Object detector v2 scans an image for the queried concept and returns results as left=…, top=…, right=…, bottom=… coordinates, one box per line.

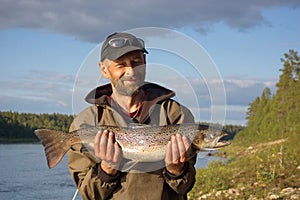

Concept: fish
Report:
left=34, top=123, right=230, bottom=169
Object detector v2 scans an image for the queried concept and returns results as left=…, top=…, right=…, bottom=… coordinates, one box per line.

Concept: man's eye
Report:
left=115, top=64, right=125, bottom=68
left=134, top=60, right=143, bottom=64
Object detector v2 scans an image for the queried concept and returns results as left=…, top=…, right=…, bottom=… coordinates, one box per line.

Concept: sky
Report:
left=0, top=0, right=300, bottom=125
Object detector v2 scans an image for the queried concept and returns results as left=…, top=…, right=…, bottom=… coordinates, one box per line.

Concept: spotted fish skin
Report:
left=34, top=124, right=229, bottom=168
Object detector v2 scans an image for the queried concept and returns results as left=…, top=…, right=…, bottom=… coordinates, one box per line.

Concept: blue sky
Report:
left=0, top=1, right=299, bottom=125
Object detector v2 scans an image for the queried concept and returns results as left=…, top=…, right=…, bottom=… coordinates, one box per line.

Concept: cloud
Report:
left=165, top=76, right=277, bottom=107
left=0, top=69, right=75, bottom=113
left=0, top=0, right=299, bottom=42
left=224, top=77, right=277, bottom=106
left=0, top=95, right=71, bottom=114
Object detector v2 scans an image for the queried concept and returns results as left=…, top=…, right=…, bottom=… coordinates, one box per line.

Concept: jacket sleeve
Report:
left=67, top=106, right=121, bottom=200
left=162, top=99, right=197, bottom=194
left=162, top=155, right=196, bottom=195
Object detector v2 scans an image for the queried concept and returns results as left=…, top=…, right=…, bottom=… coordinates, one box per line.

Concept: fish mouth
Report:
left=202, top=141, right=230, bottom=151
left=214, top=140, right=230, bottom=148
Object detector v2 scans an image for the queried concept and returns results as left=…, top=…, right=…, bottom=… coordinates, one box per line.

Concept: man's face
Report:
left=101, top=51, right=146, bottom=96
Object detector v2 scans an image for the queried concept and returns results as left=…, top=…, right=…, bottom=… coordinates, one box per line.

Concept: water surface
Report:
left=0, top=144, right=223, bottom=200
left=0, top=144, right=79, bottom=200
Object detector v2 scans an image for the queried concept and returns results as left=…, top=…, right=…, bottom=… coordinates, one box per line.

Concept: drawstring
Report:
left=72, top=189, right=79, bottom=200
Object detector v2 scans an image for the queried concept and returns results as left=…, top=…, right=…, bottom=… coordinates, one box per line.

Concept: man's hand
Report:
left=165, top=134, right=191, bottom=176
left=94, top=130, right=122, bottom=175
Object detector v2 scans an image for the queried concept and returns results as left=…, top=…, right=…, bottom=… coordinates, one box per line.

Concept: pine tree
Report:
left=246, top=97, right=260, bottom=125
left=272, top=49, right=300, bottom=133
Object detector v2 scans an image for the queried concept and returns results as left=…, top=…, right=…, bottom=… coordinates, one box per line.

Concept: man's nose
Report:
left=125, top=63, right=135, bottom=76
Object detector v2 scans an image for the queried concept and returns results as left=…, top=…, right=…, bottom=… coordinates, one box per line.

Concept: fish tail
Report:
left=34, top=129, right=72, bottom=169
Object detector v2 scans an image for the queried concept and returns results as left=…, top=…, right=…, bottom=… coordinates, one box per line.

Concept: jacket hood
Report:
left=84, top=82, right=175, bottom=106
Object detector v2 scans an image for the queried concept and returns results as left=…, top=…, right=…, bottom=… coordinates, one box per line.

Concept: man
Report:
left=68, top=32, right=197, bottom=199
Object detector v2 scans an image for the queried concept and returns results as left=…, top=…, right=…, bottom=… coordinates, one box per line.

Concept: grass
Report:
left=188, top=131, right=300, bottom=199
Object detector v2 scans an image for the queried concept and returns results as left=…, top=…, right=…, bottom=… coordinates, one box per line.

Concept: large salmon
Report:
left=34, top=124, right=229, bottom=169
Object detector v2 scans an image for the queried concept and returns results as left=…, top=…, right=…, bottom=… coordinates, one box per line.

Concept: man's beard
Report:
left=113, top=75, right=145, bottom=96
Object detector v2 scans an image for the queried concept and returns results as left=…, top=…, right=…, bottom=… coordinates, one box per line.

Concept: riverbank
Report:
left=188, top=132, right=300, bottom=199
left=193, top=186, right=300, bottom=200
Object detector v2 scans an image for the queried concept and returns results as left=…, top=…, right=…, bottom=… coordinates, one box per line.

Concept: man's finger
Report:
left=182, top=135, right=191, bottom=150
left=94, top=131, right=102, bottom=157
left=171, top=135, right=179, bottom=164
left=165, top=141, right=172, bottom=165
left=113, top=142, right=121, bottom=163
left=99, top=130, right=108, bottom=159
left=106, top=132, right=114, bottom=161
left=176, top=134, right=186, bottom=159
left=180, top=135, right=191, bottom=162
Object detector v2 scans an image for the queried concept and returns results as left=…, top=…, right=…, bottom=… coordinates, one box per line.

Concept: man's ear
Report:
left=99, top=61, right=110, bottom=78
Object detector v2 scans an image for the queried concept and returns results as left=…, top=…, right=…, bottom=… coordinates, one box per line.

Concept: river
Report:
left=0, top=144, right=224, bottom=200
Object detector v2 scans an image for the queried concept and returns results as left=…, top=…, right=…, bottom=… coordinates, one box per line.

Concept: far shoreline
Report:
left=0, top=138, right=39, bottom=144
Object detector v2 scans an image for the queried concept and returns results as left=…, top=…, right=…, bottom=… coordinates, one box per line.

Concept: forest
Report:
left=0, top=112, right=74, bottom=143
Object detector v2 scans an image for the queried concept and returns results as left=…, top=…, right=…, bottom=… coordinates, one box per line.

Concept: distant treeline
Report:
left=0, top=112, right=74, bottom=143
left=238, top=49, right=300, bottom=144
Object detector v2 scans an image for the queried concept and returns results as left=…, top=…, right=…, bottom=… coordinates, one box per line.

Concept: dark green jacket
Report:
left=68, top=83, right=196, bottom=200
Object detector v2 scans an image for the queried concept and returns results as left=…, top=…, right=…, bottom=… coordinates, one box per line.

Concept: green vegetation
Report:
left=189, top=49, right=300, bottom=199
left=0, top=112, right=73, bottom=143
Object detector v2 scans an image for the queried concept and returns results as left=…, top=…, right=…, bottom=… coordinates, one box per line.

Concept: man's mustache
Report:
left=120, top=76, right=139, bottom=81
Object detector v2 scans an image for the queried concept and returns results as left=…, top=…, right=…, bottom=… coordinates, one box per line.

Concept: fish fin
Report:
left=128, top=123, right=151, bottom=128
left=34, top=129, right=71, bottom=169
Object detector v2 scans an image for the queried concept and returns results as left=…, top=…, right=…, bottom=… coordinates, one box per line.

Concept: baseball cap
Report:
left=101, top=32, right=148, bottom=61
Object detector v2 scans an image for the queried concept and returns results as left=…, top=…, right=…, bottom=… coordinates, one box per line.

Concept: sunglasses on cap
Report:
left=106, top=37, right=145, bottom=48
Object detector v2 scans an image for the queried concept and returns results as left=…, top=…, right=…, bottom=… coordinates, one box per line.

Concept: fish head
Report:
left=192, top=128, right=229, bottom=150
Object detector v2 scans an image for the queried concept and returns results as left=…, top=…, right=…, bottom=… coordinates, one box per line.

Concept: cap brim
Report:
left=103, top=46, right=148, bottom=61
